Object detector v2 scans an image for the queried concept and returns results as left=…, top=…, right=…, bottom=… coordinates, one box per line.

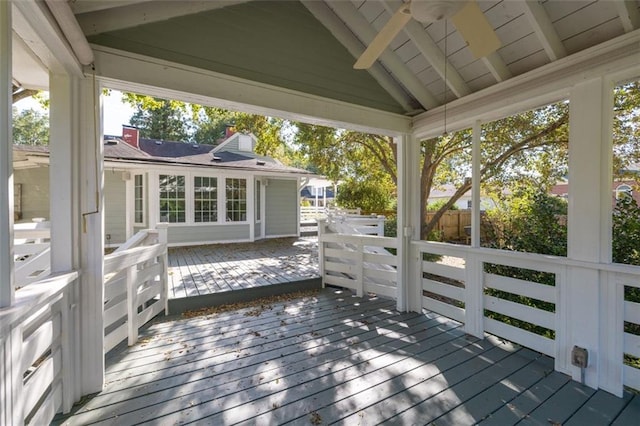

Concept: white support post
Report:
left=317, top=218, right=326, bottom=288
left=396, top=133, right=421, bottom=312
left=376, top=215, right=385, bottom=237
left=77, top=75, right=105, bottom=394
left=564, top=77, right=619, bottom=395
left=0, top=0, right=14, bottom=308
left=126, top=264, right=139, bottom=345
left=464, top=120, right=484, bottom=338
left=49, top=73, right=84, bottom=404
left=157, top=223, right=169, bottom=315
left=356, top=240, right=364, bottom=297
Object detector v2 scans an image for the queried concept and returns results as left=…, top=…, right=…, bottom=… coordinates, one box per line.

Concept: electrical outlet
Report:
left=571, top=345, right=588, bottom=368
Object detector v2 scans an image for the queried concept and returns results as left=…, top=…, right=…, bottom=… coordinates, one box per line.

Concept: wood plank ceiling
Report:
left=62, top=0, right=640, bottom=116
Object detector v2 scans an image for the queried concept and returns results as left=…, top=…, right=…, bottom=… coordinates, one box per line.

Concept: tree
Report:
left=124, top=94, right=191, bottom=142
left=289, top=101, right=571, bottom=240
left=13, top=107, right=49, bottom=145
left=12, top=84, right=38, bottom=104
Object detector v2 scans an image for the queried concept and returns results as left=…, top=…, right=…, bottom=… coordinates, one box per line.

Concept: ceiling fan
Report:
left=354, top=0, right=501, bottom=69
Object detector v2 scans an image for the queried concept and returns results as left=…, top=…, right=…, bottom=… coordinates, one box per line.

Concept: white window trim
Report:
left=133, top=173, right=147, bottom=227
left=151, top=170, right=252, bottom=227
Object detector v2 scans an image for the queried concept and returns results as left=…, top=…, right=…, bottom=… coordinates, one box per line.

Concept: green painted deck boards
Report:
left=55, top=289, right=638, bottom=425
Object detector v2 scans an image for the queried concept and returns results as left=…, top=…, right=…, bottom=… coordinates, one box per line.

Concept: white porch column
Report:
left=51, top=72, right=105, bottom=395
left=0, top=0, right=13, bottom=308
left=396, top=133, right=421, bottom=312
left=464, top=120, right=484, bottom=338
left=564, top=77, right=617, bottom=393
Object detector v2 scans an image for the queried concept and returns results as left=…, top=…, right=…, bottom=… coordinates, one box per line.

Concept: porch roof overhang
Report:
left=10, top=0, right=640, bottom=137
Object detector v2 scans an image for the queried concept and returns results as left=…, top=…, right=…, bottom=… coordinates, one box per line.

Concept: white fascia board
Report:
left=412, top=30, right=640, bottom=139
left=12, top=33, right=49, bottom=90
left=76, top=1, right=251, bottom=35
left=104, top=159, right=312, bottom=179
left=92, top=46, right=411, bottom=137
left=12, top=0, right=82, bottom=77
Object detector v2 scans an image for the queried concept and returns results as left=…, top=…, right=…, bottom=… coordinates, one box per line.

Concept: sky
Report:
left=15, top=89, right=135, bottom=136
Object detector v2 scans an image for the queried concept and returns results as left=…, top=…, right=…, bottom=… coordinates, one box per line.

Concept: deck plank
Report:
left=167, top=238, right=320, bottom=299
left=518, top=380, right=596, bottom=425
left=565, top=390, right=634, bottom=426
left=612, top=393, right=640, bottom=425
left=55, top=289, right=633, bottom=426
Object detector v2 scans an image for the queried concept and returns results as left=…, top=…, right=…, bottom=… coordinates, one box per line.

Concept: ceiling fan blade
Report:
left=451, top=1, right=501, bottom=58
left=354, top=4, right=412, bottom=70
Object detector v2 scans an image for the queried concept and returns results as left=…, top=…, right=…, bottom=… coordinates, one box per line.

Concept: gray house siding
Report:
left=14, top=167, right=49, bottom=222
left=265, top=179, right=297, bottom=237
left=167, top=224, right=250, bottom=245
left=104, top=171, right=127, bottom=245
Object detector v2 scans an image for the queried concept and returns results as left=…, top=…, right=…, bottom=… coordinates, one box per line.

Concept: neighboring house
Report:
left=300, top=177, right=336, bottom=207
left=13, top=127, right=315, bottom=247
left=552, top=179, right=640, bottom=206
left=428, top=184, right=497, bottom=210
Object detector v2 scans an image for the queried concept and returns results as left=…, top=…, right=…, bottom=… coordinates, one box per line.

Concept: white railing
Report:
left=412, top=240, right=640, bottom=394
left=103, top=224, right=168, bottom=354
left=14, top=222, right=51, bottom=287
left=300, top=206, right=327, bottom=222
left=1, top=271, right=79, bottom=425
left=621, top=275, right=640, bottom=391
left=319, top=233, right=398, bottom=298
left=324, top=211, right=385, bottom=236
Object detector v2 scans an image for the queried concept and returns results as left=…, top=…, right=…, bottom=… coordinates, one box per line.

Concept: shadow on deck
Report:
left=167, top=237, right=321, bottom=314
left=55, top=289, right=639, bottom=425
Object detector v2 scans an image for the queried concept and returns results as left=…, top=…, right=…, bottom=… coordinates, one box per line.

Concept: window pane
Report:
left=194, top=176, right=217, bottom=222
left=226, top=178, right=247, bottom=222
left=256, top=182, right=261, bottom=221
left=159, top=174, right=186, bottom=223
left=134, top=174, right=144, bottom=224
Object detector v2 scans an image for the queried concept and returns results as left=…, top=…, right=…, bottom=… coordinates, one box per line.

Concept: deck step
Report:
left=167, top=277, right=322, bottom=314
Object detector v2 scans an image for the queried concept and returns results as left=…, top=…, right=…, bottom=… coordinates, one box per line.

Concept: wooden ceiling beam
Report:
left=76, top=0, right=250, bottom=35
left=329, top=0, right=439, bottom=110
left=302, top=0, right=418, bottom=114
left=482, top=51, right=512, bottom=83
left=382, top=0, right=471, bottom=98
left=521, top=0, right=567, bottom=61
left=615, top=0, right=640, bottom=33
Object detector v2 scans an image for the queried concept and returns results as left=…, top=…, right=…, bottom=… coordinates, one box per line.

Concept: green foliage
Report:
left=336, top=179, right=393, bottom=212
left=613, top=195, right=640, bottom=266
left=13, top=107, right=49, bottom=145
left=483, top=188, right=567, bottom=257
left=125, top=94, right=190, bottom=142
left=427, top=199, right=458, bottom=211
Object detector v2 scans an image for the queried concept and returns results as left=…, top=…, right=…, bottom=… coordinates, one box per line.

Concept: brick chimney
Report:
left=224, top=124, right=236, bottom=139
left=122, top=125, right=139, bottom=149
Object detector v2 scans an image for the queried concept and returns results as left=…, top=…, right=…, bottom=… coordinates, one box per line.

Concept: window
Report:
left=159, top=174, right=186, bottom=223
left=194, top=176, right=217, bottom=222
left=134, top=174, right=144, bottom=224
left=226, top=178, right=247, bottom=222
left=256, top=180, right=261, bottom=221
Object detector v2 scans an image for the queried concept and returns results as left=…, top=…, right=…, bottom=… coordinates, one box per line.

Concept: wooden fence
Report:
left=425, top=210, right=472, bottom=241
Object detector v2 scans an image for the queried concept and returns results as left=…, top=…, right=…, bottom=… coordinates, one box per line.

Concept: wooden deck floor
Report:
left=168, top=237, right=319, bottom=299
left=55, top=289, right=639, bottom=425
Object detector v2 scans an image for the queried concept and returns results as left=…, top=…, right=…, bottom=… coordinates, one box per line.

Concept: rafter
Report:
left=69, top=1, right=153, bottom=15
left=521, top=0, right=567, bottom=61
left=302, top=0, right=417, bottom=114
left=382, top=0, right=471, bottom=98
left=615, top=0, right=640, bottom=33
left=329, top=1, right=439, bottom=110
left=76, top=0, right=250, bottom=35
left=482, top=51, right=512, bottom=82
